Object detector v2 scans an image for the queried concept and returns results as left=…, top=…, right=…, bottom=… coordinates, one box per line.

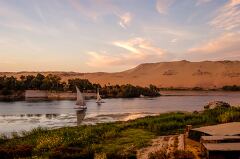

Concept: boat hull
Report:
left=74, top=106, right=87, bottom=110
left=96, top=101, right=105, bottom=103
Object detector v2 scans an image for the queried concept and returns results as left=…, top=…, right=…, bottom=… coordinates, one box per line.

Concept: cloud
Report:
left=87, top=51, right=121, bottom=67
left=188, top=32, right=240, bottom=59
left=68, top=0, right=114, bottom=20
left=113, top=38, right=165, bottom=57
left=210, top=0, right=240, bottom=30
left=156, top=0, right=175, bottom=14
left=196, top=0, right=212, bottom=6
left=0, top=4, right=37, bottom=32
left=87, top=38, right=166, bottom=67
left=170, top=38, right=178, bottom=43
left=69, top=0, right=133, bottom=29
left=118, top=12, right=132, bottom=29
left=0, top=1, right=65, bottom=35
left=143, top=26, right=191, bottom=38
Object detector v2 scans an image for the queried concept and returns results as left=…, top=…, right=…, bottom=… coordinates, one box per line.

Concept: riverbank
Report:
left=0, top=105, right=239, bottom=158
left=0, top=90, right=97, bottom=101
left=0, top=91, right=25, bottom=101
left=25, top=90, right=96, bottom=100
left=1, top=90, right=240, bottom=101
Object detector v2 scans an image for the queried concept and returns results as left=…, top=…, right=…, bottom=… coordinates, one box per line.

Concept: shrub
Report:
left=1, top=88, right=12, bottom=95
left=0, top=134, right=7, bottom=145
left=173, top=150, right=195, bottom=159
left=35, top=134, right=63, bottom=151
left=0, top=145, right=33, bottom=159
left=218, top=110, right=240, bottom=123
left=106, top=150, right=136, bottom=159
left=148, top=150, right=168, bottom=159
left=49, top=147, right=94, bottom=159
left=222, top=85, right=240, bottom=91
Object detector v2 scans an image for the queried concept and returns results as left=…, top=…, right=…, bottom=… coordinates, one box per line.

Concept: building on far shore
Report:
left=25, top=90, right=96, bottom=100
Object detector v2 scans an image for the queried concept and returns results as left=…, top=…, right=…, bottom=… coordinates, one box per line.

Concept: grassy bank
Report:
left=0, top=106, right=240, bottom=158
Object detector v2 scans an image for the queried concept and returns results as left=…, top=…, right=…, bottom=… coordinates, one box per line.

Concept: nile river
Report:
left=0, top=91, right=240, bottom=135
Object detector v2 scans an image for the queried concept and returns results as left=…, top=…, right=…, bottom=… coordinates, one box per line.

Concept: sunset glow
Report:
left=0, top=0, right=239, bottom=72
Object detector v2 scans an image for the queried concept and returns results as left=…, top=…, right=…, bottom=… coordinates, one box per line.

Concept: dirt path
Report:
left=137, top=134, right=185, bottom=159
left=185, top=138, right=201, bottom=159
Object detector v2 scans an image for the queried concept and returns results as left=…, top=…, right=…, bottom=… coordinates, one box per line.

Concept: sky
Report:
left=0, top=0, right=239, bottom=72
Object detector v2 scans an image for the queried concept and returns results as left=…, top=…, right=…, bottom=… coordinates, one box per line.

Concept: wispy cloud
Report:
left=143, top=26, right=190, bottom=37
left=87, top=51, right=121, bottom=67
left=210, top=0, right=240, bottom=30
left=68, top=0, right=133, bottom=29
left=68, top=0, right=114, bottom=20
left=188, top=32, right=240, bottom=59
left=118, top=12, right=132, bottom=29
left=170, top=38, right=178, bottom=43
left=0, top=4, right=36, bottom=32
left=156, top=0, right=175, bottom=14
left=196, top=0, right=212, bottom=6
left=113, top=38, right=165, bottom=58
left=87, top=38, right=166, bottom=67
left=0, top=1, right=63, bottom=35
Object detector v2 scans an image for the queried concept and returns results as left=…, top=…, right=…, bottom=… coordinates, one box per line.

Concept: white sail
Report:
left=76, top=86, right=86, bottom=106
left=96, top=90, right=102, bottom=102
left=96, top=89, right=104, bottom=103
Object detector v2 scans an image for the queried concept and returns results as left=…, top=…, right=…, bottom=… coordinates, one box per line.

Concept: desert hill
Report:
left=1, top=60, right=240, bottom=89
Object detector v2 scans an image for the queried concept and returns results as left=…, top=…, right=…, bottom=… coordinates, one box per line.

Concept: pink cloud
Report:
left=87, top=38, right=166, bottom=67
left=188, top=33, right=240, bottom=59
left=156, top=0, right=175, bottom=14
left=118, top=12, right=132, bottom=29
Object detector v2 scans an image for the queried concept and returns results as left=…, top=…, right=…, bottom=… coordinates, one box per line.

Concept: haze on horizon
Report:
left=0, top=0, right=239, bottom=72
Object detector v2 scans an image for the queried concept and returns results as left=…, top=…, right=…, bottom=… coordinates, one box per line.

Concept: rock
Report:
left=204, top=101, right=231, bottom=110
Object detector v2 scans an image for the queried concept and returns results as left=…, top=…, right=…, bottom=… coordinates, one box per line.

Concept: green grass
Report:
left=0, top=106, right=240, bottom=158
left=98, top=129, right=155, bottom=151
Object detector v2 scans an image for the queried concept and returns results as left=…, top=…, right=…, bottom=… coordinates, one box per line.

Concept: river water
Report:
left=0, top=91, right=240, bottom=135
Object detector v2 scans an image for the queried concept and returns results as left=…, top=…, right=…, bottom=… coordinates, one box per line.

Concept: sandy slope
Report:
left=1, top=61, right=240, bottom=89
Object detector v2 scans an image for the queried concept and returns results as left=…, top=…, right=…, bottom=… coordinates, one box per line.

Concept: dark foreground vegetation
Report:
left=0, top=74, right=160, bottom=98
left=0, top=106, right=239, bottom=159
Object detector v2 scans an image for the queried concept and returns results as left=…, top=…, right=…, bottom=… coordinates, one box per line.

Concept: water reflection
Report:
left=46, top=114, right=59, bottom=119
left=76, top=110, right=86, bottom=126
left=25, top=98, right=50, bottom=102
left=2, top=114, right=60, bottom=119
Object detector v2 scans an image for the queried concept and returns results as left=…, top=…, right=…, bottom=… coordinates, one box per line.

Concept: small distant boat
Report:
left=96, top=88, right=105, bottom=104
left=140, top=94, right=145, bottom=98
left=75, top=86, right=87, bottom=109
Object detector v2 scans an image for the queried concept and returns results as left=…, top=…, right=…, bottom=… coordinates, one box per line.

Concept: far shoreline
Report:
left=0, top=89, right=240, bottom=102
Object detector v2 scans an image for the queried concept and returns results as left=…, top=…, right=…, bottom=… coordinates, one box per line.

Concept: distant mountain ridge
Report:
left=1, top=60, right=240, bottom=89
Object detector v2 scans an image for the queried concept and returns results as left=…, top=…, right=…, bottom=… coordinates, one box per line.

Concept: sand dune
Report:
left=1, top=60, right=240, bottom=89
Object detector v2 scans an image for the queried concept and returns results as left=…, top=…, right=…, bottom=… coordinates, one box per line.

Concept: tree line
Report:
left=0, top=74, right=160, bottom=97
left=222, top=85, right=240, bottom=91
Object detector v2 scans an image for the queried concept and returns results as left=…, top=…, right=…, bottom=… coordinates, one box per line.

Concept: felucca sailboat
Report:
left=96, top=89, right=104, bottom=104
left=75, top=86, right=87, bottom=109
